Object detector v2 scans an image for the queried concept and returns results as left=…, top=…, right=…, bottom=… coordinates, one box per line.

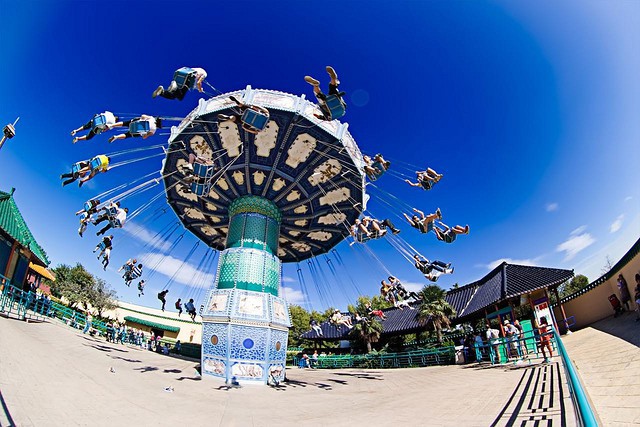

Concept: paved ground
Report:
left=563, top=312, right=640, bottom=427
left=0, top=316, right=575, bottom=427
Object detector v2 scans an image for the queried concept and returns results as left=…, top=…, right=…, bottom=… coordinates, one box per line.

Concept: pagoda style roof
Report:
left=300, top=263, right=574, bottom=340
left=451, top=263, right=574, bottom=319
left=0, top=189, right=49, bottom=266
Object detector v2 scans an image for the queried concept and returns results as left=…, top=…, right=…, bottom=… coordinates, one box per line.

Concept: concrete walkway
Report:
left=563, top=313, right=640, bottom=426
left=0, top=316, right=576, bottom=427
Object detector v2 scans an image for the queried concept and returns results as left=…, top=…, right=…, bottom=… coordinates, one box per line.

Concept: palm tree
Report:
left=417, top=299, right=456, bottom=344
left=350, top=318, right=383, bottom=353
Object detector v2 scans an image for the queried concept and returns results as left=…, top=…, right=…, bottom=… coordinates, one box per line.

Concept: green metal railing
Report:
left=472, top=329, right=558, bottom=365
left=553, top=330, right=598, bottom=427
left=291, top=346, right=456, bottom=369
left=0, top=283, right=109, bottom=334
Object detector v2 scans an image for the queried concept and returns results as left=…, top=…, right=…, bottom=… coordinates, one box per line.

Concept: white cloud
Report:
left=624, top=196, right=633, bottom=202
left=141, top=252, right=215, bottom=288
left=556, top=229, right=595, bottom=261
left=486, top=257, right=539, bottom=270
left=281, top=286, right=305, bottom=304
left=282, top=276, right=296, bottom=283
left=570, top=225, right=587, bottom=236
left=610, top=214, right=624, bottom=233
left=545, top=203, right=558, bottom=212
left=122, top=222, right=172, bottom=252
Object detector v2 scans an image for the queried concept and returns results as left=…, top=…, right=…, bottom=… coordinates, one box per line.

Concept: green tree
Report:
left=560, top=274, right=589, bottom=298
left=47, top=263, right=94, bottom=308
left=417, top=284, right=456, bottom=343
left=46, top=263, right=117, bottom=316
left=349, top=317, right=383, bottom=353
left=90, top=278, right=118, bottom=317
left=419, top=284, right=447, bottom=304
left=288, top=304, right=311, bottom=347
left=347, top=295, right=377, bottom=317
left=370, top=294, right=393, bottom=310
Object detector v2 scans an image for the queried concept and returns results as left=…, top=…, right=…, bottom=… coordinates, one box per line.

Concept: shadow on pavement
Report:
left=0, top=389, right=16, bottom=427
left=176, top=376, right=201, bottom=381
left=134, top=366, right=159, bottom=373
left=333, top=372, right=383, bottom=380
left=109, top=355, right=142, bottom=363
left=163, top=369, right=182, bottom=374
left=590, top=313, right=640, bottom=347
left=83, top=343, right=128, bottom=353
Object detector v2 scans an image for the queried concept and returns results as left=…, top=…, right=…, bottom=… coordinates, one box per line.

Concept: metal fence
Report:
left=292, top=346, right=456, bottom=369
left=470, top=329, right=558, bottom=365
left=0, top=283, right=203, bottom=359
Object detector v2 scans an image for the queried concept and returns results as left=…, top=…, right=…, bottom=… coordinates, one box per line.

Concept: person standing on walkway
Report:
left=537, top=316, right=553, bottom=363
left=617, top=274, right=631, bottom=311
left=83, top=313, right=92, bottom=334
left=485, top=322, right=502, bottom=363
left=513, top=319, right=528, bottom=356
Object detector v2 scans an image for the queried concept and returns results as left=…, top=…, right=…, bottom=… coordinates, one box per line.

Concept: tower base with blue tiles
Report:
left=200, top=196, right=291, bottom=385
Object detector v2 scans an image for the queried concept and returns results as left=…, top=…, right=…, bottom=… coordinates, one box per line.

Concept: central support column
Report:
left=200, top=196, right=291, bottom=384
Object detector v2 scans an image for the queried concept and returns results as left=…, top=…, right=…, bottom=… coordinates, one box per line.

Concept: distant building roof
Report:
left=29, top=262, right=55, bottom=281
left=123, top=316, right=181, bottom=333
left=301, top=263, right=574, bottom=340
left=0, top=189, right=49, bottom=266
left=458, top=263, right=574, bottom=319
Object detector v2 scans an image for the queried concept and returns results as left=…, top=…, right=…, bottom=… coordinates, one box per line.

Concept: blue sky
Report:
left=1, top=0, right=638, bottom=312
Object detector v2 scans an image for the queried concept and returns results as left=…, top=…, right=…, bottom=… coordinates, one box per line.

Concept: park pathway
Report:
left=0, top=314, right=580, bottom=427
left=563, top=314, right=640, bottom=426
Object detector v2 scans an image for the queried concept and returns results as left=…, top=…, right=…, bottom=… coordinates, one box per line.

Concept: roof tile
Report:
left=0, top=190, right=49, bottom=265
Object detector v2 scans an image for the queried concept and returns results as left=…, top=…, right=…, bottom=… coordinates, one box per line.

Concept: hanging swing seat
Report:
left=89, top=156, right=108, bottom=171
left=102, top=206, right=124, bottom=228
left=241, top=106, right=270, bottom=133
left=173, top=67, right=197, bottom=89
left=354, top=227, right=386, bottom=243
left=435, top=221, right=456, bottom=243
left=325, top=95, right=346, bottom=120
left=83, top=200, right=96, bottom=213
left=91, top=114, right=109, bottom=133
left=190, top=162, right=216, bottom=196
left=72, top=162, right=85, bottom=176
left=129, top=119, right=151, bottom=136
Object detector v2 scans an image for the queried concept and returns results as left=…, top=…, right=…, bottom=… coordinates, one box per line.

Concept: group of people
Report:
left=380, top=276, right=422, bottom=309
left=309, top=301, right=392, bottom=337
left=155, top=290, right=198, bottom=320
left=102, top=323, right=182, bottom=357
left=481, top=316, right=554, bottom=364
left=105, top=322, right=146, bottom=347
left=118, top=259, right=144, bottom=287
left=413, top=254, right=454, bottom=282
left=297, top=350, right=321, bottom=369
left=350, top=216, right=401, bottom=243
left=174, top=297, right=198, bottom=321
left=75, top=197, right=133, bottom=276
left=404, top=207, right=469, bottom=244
left=363, top=153, right=390, bottom=181
left=71, top=111, right=162, bottom=144
left=60, top=155, right=110, bottom=188
left=615, top=273, right=640, bottom=321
